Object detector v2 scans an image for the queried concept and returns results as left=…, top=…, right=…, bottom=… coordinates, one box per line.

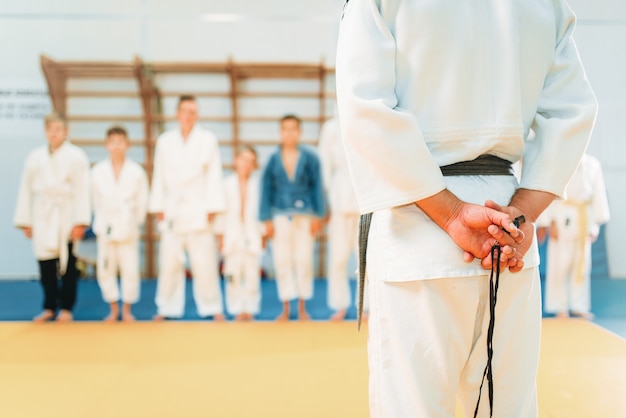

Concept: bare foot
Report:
left=276, top=301, right=290, bottom=322
left=33, top=310, right=55, bottom=323
left=153, top=314, right=167, bottom=322
left=104, top=313, right=118, bottom=323
left=298, top=310, right=310, bottom=321
left=121, top=304, right=134, bottom=322
left=56, top=310, right=73, bottom=322
left=330, top=309, right=346, bottom=322
left=235, top=313, right=248, bottom=321
left=213, top=313, right=225, bottom=322
left=122, top=312, right=136, bottom=322
left=297, top=299, right=310, bottom=321
left=243, top=313, right=254, bottom=321
left=276, top=311, right=289, bottom=322
left=571, top=311, right=595, bottom=320
left=555, top=312, right=569, bottom=319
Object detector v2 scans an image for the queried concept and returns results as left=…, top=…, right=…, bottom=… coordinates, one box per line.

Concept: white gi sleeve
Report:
left=318, top=120, right=334, bottom=195
left=136, top=165, right=150, bottom=226
left=72, top=150, right=92, bottom=226
left=204, top=132, right=226, bottom=214
left=212, top=182, right=229, bottom=236
left=336, top=0, right=446, bottom=213
left=14, top=154, right=34, bottom=228
left=521, top=0, right=598, bottom=197
left=590, top=157, right=610, bottom=226
left=148, top=136, right=165, bottom=214
left=89, top=166, right=101, bottom=216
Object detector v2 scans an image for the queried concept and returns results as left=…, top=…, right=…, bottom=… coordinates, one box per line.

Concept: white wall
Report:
left=1, top=0, right=625, bottom=278
left=0, top=0, right=344, bottom=78
left=568, top=0, right=626, bottom=277
left=0, top=0, right=345, bottom=279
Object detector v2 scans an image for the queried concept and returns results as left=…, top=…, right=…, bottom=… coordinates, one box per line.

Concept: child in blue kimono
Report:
left=260, top=114, right=326, bottom=320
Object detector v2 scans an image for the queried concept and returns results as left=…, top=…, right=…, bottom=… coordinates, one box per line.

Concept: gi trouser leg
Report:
left=367, top=221, right=541, bottom=418
left=38, top=258, right=59, bottom=311
left=60, top=243, right=79, bottom=311
left=327, top=213, right=359, bottom=311
left=187, top=230, right=223, bottom=317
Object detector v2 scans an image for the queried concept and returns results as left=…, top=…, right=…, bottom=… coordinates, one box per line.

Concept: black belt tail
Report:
left=357, top=212, right=373, bottom=331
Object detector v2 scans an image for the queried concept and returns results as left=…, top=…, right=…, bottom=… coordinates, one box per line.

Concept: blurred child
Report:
left=318, top=116, right=360, bottom=321
left=149, top=95, right=225, bottom=320
left=14, top=112, right=91, bottom=322
left=217, top=146, right=265, bottom=320
left=537, top=154, right=610, bottom=319
left=259, top=115, right=326, bottom=321
left=91, top=126, right=149, bottom=322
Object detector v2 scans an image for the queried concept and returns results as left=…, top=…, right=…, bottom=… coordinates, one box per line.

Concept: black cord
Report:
left=474, top=244, right=501, bottom=418
left=357, top=212, right=372, bottom=331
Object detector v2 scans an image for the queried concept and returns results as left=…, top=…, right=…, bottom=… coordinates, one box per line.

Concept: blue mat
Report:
left=0, top=278, right=359, bottom=322
left=2, top=276, right=624, bottom=322
left=2, top=227, right=623, bottom=326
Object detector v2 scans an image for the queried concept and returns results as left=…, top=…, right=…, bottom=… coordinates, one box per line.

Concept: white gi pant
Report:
left=272, top=215, right=315, bottom=301
left=544, top=237, right=592, bottom=314
left=96, top=237, right=140, bottom=304
left=224, top=252, right=261, bottom=315
left=367, top=221, right=541, bottom=418
left=327, top=213, right=359, bottom=311
left=156, top=228, right=222, bottom=318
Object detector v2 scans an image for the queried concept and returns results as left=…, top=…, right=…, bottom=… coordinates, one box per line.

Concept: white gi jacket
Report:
left=337, top=0, right=597, bottom=281
left=318, top=117, right=359, bottom=215
left=540, top=154, right=610, bottom=239
left=14, top=141, right=91, bottom=272
left=149, top=125, right=225, bottom=233
left=91, top=159, right=149, bottom=242
left=218, top=173, right=264, bottom=257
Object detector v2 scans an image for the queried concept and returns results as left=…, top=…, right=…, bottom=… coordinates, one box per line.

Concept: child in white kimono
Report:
left=91, top=126, right=149, bottom=322
left=318, top=116, right=361, bottom=321
left=538, top=154, right=610, bottom=319
left=217, top=146, right=265, bottom=321
left=14, top=113, right=91, bottom=322
left=149, top=95, right=226, bottom=320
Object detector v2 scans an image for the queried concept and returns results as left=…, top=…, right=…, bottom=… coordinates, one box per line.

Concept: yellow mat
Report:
left=537, top=319, right=626, bottom=418
left=0, top=319, right=624, bottom=418
left=0, top=322, right=368, bottom=418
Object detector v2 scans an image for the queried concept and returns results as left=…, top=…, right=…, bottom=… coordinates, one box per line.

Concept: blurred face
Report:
left=234, top=149, right=257, bottom=178
left=280, top=118, right=301, bottom=147
left=176, top=100, right=199, bottom=131
left=105, top=133, right=129, bottom=160
left=45, top=121, right=68, bottom=151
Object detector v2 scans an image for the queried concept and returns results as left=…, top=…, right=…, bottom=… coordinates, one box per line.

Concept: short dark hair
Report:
left=178, top=95, right=197, bottom=109
left=106, top=125, right=129, bottom=139
left=280, top=114, right=302, bottom=127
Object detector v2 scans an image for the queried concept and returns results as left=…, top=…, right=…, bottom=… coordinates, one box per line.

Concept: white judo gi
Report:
left=318, top=117, right=360, bottom=312
left=337, top=1, right=597, bottom=417
left=91, top=159, right=149, bottom=304
left=14, top=141, right=91, bottom=272
left=218, top=173, right=264, bottom=316
left=149, top=125, right=226, bottom=318
left=541, top=154, right=610, bottom=315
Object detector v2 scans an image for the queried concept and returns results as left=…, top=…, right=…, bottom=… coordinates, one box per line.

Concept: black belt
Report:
left=440, top=154, right=514, bottom=177
left=357, top=154, right=514, bottom=417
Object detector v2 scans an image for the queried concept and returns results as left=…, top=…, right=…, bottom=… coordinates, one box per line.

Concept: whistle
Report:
left=503, top=215, right=526, bottom=236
